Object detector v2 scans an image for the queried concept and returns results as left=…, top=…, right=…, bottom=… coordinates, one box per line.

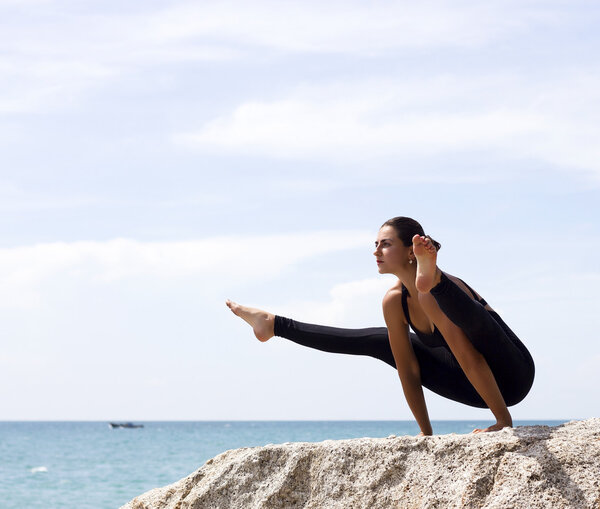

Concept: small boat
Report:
left=108, top=422, right=144, bottom=429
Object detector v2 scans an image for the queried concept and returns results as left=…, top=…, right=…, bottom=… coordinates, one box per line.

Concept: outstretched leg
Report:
left=273, top=315, right=396, bottom=367
left=227, top=299, right=396, bottom=367
left=226, top=300, right=499, bottom=409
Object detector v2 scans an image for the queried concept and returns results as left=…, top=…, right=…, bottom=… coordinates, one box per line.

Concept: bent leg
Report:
left=430, top=273, right=513, bottom=354
left=429, top=273, right=534, bottom=405
left=412, top=340, right=487, bottom=408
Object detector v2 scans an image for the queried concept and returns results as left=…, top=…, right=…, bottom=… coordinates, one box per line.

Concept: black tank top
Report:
left=401, top=277, right=488, bottom=349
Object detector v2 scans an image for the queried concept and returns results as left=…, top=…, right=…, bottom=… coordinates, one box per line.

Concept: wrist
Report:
left=493, top=408, right=512, bottom=427
left=419, top=423, right=433, bottom=435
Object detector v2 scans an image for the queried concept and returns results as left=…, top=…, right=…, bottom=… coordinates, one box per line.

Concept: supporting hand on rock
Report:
left=472, top=421, right=512, bottom=434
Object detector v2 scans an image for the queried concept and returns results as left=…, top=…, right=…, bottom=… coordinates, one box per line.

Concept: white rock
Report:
left=121, top=419, right=600, bottom=509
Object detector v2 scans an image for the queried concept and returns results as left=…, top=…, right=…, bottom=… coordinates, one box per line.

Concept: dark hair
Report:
left=381, top=216, right=441, bottom=251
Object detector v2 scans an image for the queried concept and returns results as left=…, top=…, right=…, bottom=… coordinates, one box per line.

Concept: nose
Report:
left=373, top=246, right=380, bottom=257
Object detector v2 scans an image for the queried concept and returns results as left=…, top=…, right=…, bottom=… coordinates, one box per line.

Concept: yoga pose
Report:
left=227, top=217, right=534, bottom=435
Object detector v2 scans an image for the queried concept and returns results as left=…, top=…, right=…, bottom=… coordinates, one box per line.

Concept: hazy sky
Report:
left=1, top=0, right=599, bottom=421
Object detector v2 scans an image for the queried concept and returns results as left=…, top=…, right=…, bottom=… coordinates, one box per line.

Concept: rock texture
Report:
left=122, top=419, right=600, bottom=509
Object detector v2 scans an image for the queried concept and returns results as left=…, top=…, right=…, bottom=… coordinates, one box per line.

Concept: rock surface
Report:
left=122, top=419, right=600, bottom=509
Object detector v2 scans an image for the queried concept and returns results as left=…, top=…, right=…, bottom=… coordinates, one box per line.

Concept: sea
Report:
left=1, top=420, right=566, bottom=509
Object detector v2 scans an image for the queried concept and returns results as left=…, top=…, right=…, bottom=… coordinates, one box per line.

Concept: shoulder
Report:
left=382, top=281, right=403, bottom=307
left=382, top=284, right=408, bottom=326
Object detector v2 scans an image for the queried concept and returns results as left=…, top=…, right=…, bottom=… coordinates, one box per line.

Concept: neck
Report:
left=393, top=266, right=418, bottom=295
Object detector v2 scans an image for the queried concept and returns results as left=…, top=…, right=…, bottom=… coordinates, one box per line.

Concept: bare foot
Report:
left=413, top=234, right=441, bottom=293
left=226, top=300, right=275, bottom=342
left=472, top=421, right=512, bottom=434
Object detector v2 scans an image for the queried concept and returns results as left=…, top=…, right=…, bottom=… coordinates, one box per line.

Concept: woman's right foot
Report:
left=226, top=300, right=275, bottom=342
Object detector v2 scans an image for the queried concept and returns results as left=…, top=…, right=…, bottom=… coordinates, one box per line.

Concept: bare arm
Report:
left=383, top=289, right=433, bottom=436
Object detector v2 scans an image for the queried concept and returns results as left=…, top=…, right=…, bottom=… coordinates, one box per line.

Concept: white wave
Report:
left=30, top=466, right=48, bottom=474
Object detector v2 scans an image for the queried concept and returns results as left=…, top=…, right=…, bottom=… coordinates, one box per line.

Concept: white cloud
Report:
left=0, top=1, right=568, bottom=113
left=176, top=98, right=543, bottom=158
left=0, top=231, right=372, bottom=309
left=0, top=183, right=99, bottom=211
left=145, top=0, right=555, bottom=53
left=0, top=7, right=237, bottom=113
left=175, top=74, right=600, bottom=179
left=277, top=277, right=393, bottom=327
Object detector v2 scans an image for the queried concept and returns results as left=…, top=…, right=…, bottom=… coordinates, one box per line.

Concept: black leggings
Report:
left=274, top=274, right=535, bottom=408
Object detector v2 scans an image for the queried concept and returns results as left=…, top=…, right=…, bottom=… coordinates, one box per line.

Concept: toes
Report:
left=414, top=235, right=436, bottom=254
left=422, top=237, right=435, bottom=250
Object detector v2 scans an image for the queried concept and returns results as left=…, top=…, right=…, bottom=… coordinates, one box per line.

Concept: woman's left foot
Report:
left=413, top=235, right=441, bottom=293
left=226, top=300, right=275, bottom=342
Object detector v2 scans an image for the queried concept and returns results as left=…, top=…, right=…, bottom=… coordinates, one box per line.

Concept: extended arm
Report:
left=383, top=290, right=433, bottom=436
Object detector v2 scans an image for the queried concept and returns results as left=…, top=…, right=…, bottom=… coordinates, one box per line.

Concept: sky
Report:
left=1, top=0, right=599, bottom=422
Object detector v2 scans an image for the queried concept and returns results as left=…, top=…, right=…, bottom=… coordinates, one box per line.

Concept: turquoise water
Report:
left=1, top=420, right=566, bottom=508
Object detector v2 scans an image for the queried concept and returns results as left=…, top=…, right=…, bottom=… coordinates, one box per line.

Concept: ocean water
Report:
left=1, top=420, right=566, bottom=509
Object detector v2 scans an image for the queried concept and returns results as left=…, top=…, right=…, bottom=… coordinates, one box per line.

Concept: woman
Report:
left=226, top=217, right=534, bottom=435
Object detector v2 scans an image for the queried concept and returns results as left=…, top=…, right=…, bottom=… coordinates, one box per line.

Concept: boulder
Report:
left=122, top=418, right=600, bottom=508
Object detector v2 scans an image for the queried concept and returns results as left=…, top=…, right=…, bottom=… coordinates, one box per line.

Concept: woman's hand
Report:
left=472, top=420, right=512, bottom=434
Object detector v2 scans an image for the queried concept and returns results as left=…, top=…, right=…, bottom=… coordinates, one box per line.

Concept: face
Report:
left=373, top=225, right=412, bottom=274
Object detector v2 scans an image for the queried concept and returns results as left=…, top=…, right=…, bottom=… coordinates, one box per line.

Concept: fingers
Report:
left=472, top=424, right=508, bottom=434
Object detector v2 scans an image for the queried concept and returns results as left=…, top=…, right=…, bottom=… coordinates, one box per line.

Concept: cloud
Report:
left=0, top=231, right=372, bottom=309
left=144, top=0, right=557, bottom=53
left=175, top=98, right=543, bottom=158
left=0, top=6, right=238, bottom=114
left=0, top=183, right=99, bottom=211
left=175, top=74, right=600, bottom=179
left=277, top=277, right=393, bottom=327
left=0, top=1, right=568, bottom=113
